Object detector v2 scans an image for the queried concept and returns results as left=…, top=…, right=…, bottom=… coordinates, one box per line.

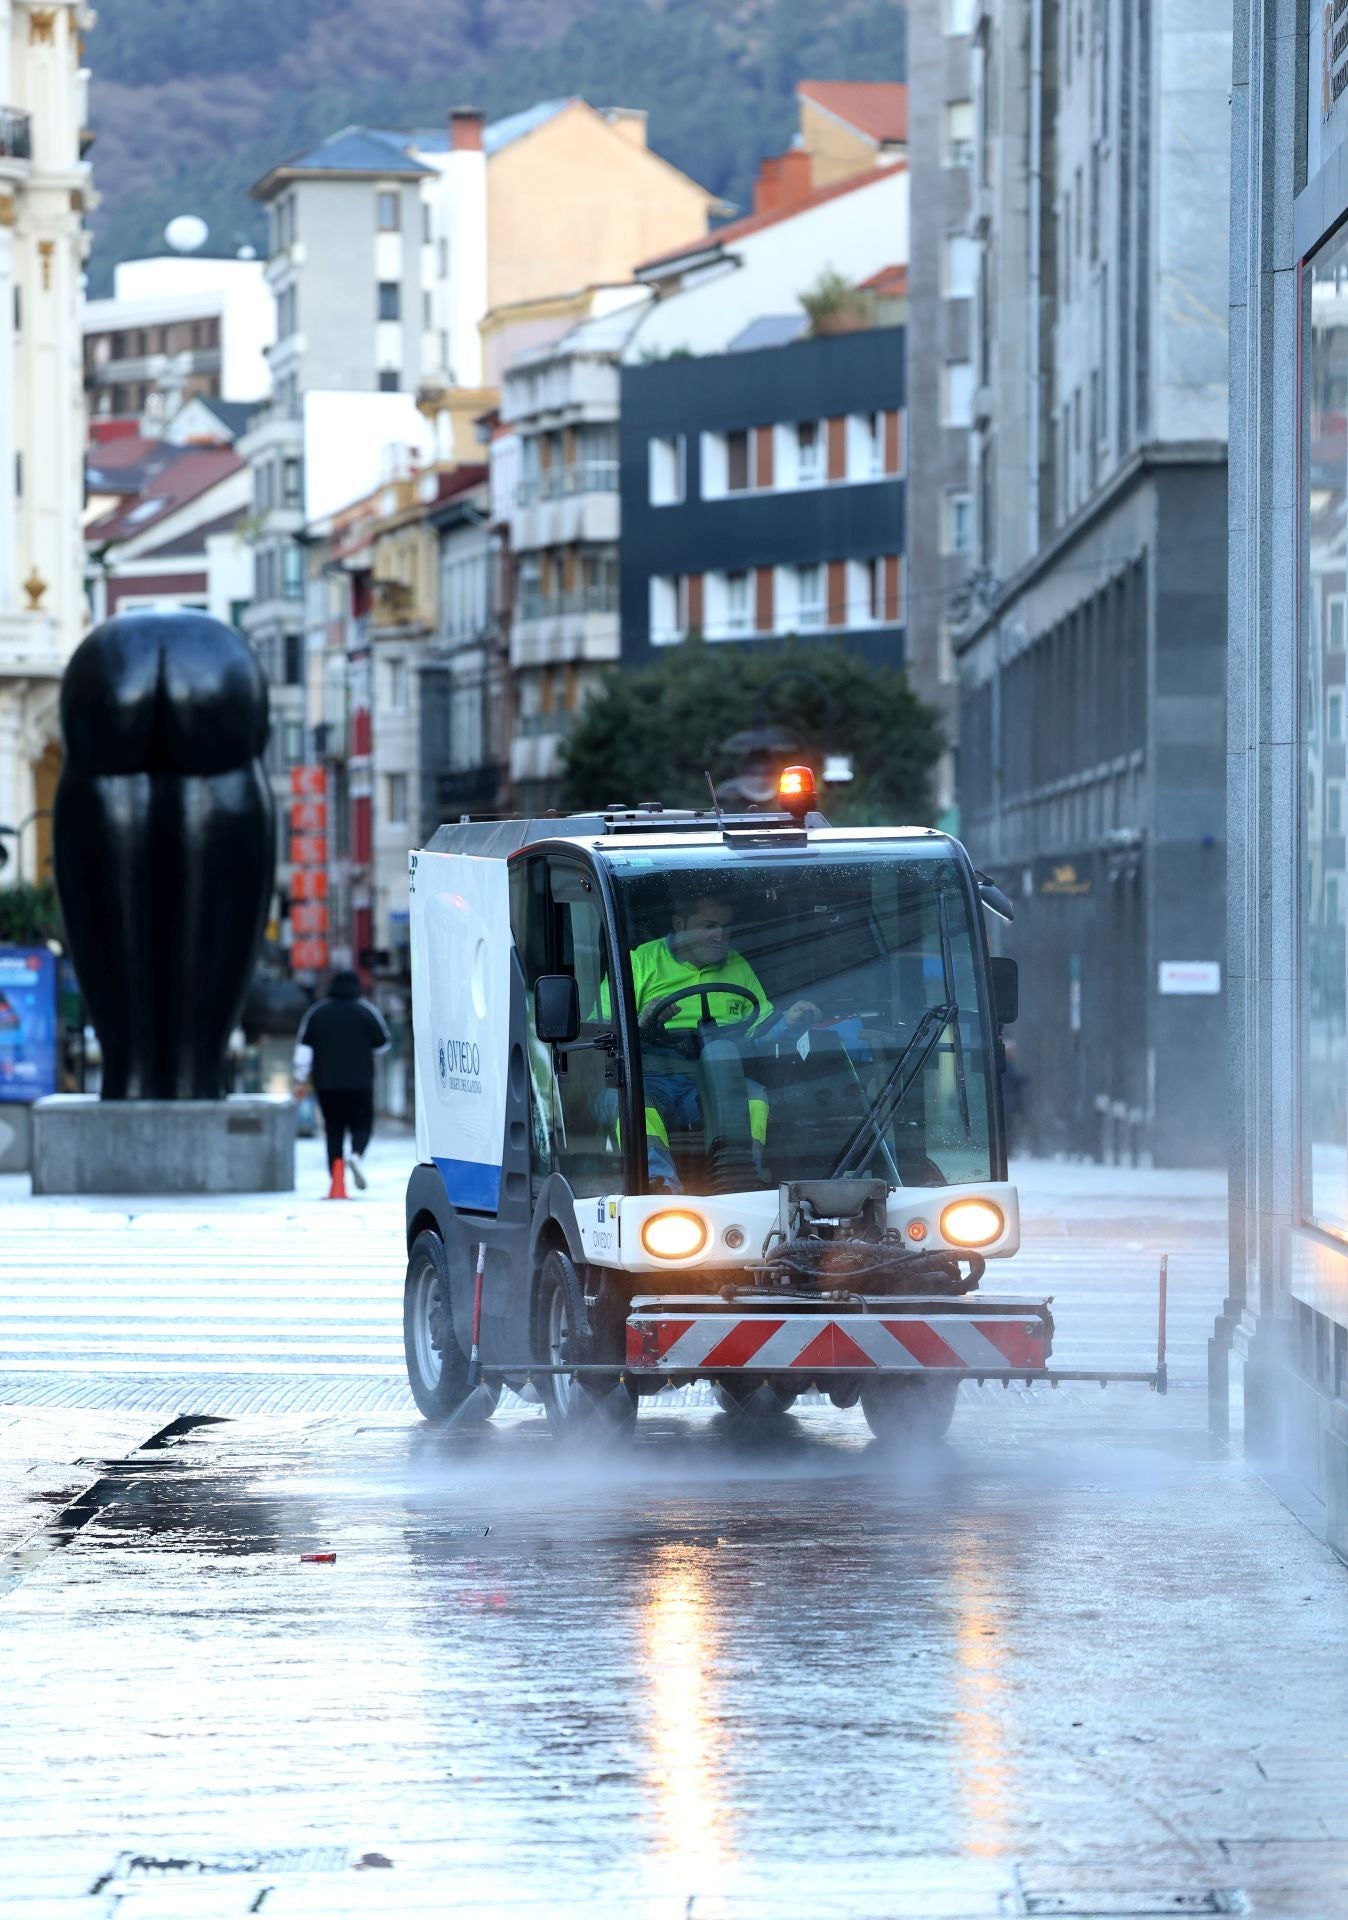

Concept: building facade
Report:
left=904, top=0, right=975, bottom=816
left=956, top=0, right=1231, bottom=1169
left=419, top=469, right=504, bottom=829
left=83, top=255, right=273, bottom=427
left=498, top=299, right=637, bottom=814
left=1226, top=0, right=1348, bottom=1549
left=0, top=0, right=90, bottom=888
left=618, top=329, right=907, bottom=676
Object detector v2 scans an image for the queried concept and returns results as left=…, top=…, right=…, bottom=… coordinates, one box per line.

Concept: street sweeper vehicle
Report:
left=402, top=771, right=1163, bottom=1440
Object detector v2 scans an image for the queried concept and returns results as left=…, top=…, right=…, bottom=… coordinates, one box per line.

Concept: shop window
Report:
left=1301, top=226, right=1348, bottom=1234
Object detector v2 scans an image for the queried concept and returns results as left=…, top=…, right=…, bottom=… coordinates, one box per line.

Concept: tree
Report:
left=0, top=883, right=62, bottom=948
left=560, top=638, right=943, bottom=825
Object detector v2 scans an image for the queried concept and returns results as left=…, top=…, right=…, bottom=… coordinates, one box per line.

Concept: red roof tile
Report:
left=637, top=161, right=905, bottom=275
left=798, top=81, right=908, bottom=146
left=858, top=263, right=908, bottom=297
left=85, top=446, right=243, bottom=547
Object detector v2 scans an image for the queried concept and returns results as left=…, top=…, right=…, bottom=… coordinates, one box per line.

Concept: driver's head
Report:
left=672, top=894, right=733, bottom=969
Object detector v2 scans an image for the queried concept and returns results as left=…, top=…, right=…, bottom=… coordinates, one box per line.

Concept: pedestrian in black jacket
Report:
left=293, top=970, right=392, bottom=1198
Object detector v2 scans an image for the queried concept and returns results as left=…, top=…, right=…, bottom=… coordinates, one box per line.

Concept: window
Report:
left=944, top=101, right=974, bottom=167
left=438, top=236, right=449, bottom=277
left=387, top=657, right=408, bottom=711
left=942, top=231, right=978, bottom=299
left=797, top=564, right=824, bottom=631
left=1304, top=224, right=1348, bottom=1233
left=377, top=281, right=401, bottom=322
left=649, top=575, right=684, bottom=646
left=941, top=362, right=975, bottom=428
left=848, top=412, right=885, bottom=480
left=283, top=546, right=304, bottom=600
left=386, top=773, right=408, bottom=826
left=797, top=421, right=821, bottom=484
left=284, top=721, right=304, bottom=765
left=724, top=571, right=750, bottom=636
left=726, top=429, right=751, bottom=492
left=377, top=191, right=400, bottom=232
left=282, top=457, right=303, bottom=509
left=648, top=434, right=686, bottom=506
left=944, top=0, right=975, bottom=28
left=423, top=290, right=433, bottom=329
left=422, top=201, right=433, bottom=244
left=944, top=489, right=974, bottom=555
left=378, top=369, right=400, bottom=392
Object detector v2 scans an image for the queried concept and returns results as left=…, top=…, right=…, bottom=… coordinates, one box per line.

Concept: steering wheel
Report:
left=638, top=981, right=762, bottom=1043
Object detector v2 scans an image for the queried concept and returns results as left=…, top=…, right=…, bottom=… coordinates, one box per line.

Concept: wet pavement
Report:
left=2, top=1154, right=1345, bottom=1917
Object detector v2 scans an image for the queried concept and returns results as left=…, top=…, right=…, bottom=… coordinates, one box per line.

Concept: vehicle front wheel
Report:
left=535, top=1248, right=636, bottom=1442
left=403, top=1230, right=497, bottom=1425
left=860, top=1376, right=959, bottom=1446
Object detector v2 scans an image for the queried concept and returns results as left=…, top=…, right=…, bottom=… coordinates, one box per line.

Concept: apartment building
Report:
left=0, top=0, right=91, bottom=887
left=83, top=255, right=273, bottom=427
left=498, top=294, right=641, bottom=814
left=619, top=329, right=906, bottom=671
left=419, top=467, right=503, bottom=827
left=956, top=0, right=1230, bottom=1166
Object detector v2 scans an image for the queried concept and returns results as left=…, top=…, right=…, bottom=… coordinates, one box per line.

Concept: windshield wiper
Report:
left=937, top=892, right=971, bottom=1134
left=830, top=1001, right=957, bottom=1180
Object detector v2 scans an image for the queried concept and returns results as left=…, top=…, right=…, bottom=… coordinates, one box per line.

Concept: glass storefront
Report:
left=1302, top=230, right=1348, bottom=1234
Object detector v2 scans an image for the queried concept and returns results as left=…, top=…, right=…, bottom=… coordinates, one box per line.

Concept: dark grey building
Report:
left=905, top=0, right=976, bottom=826
left=958, top=0, right=1230, bottom=1169
left=618, top=329, right=906, bottom=670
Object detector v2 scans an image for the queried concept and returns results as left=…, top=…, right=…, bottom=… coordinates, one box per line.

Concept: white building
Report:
left=83, top=254, right=274, bottom=429
left=0, top=0, right=92, bottom=887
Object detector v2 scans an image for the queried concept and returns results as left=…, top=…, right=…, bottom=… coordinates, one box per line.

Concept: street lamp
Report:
left=0, top=809, right=54, bottom=882
left=721, top=670, right=836, bottom=809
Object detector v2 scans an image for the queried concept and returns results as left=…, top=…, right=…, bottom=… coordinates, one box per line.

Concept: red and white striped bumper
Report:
left=625, top=1301, right=1051, bottom=1375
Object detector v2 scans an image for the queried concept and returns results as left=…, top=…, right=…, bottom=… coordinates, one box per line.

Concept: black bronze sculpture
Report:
left=54, top=611, right=275, bottom=1101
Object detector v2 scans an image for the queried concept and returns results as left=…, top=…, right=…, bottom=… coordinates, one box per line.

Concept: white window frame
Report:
left=796, top=420, right=823, bottom=487
left=944, top=488, right=974, bottom=555
left=649, top=575, right=683, bottom=646
left=699, top=431, right=729, bottom=500
left=847, top=413, right=885, bottom=481
left=386, top=772, right=408, bottom=827
left=648, top=434, right=686, bottom=507
left=944, top=101, right=974, bottom=168
left=942, top=362, right=975, bottom=428
left=942, top=231, right=978, bottom=299
left=796, top=563, right=825, bottom=633
left=387, top=656, right=408, bottom=712
left=1329, top=592, right=1346, bottom=650
left=723, top=570, right=751, bottom=637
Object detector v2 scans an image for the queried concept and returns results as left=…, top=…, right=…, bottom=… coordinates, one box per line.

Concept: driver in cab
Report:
left=630, top=894, right=818, bottom=1189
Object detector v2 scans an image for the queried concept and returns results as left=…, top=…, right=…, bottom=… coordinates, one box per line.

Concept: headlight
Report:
left=641, top=1210, right=708, bottom=1259
left=939, top=1198, right=1005, bottom=1248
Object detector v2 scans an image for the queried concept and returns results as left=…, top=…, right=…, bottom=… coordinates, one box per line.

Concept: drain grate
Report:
left=1024, top=1894, right=1246, bottom=1917
left=94, top=1847, right=353, bottom=1890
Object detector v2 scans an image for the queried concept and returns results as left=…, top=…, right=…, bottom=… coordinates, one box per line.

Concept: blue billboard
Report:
left=0, top=946, right=59, bottom=1104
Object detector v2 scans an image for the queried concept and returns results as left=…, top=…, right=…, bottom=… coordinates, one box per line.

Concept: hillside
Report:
left=85, top=0, right=907, bottom=292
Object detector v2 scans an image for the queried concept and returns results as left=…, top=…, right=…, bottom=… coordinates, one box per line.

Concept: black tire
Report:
left=534, top=1247, right=637, bottom=1441
left=860, top=1376, right=960, bottom=1445
left=403, top=1230, right=497, bottom=1425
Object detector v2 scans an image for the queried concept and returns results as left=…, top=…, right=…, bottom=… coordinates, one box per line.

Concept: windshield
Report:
left=602, top=840, right=996, bottom=1194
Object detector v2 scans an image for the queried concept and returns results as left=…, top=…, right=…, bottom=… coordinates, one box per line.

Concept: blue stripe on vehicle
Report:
left=433, top=1156, right=501, bottom=1213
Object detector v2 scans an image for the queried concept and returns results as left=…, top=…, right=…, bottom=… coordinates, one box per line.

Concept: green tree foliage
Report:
left=86, top=0, right=906, bottom=292
left=560, top=640, right=943, bottom=827
left=0, top=884, right=62, bottom=948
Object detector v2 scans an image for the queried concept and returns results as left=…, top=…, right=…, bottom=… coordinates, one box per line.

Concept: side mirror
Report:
left=976, top=871, right=1015, bottom=922
left=991, top=955, right=1018, bottom=1027
left=535, top=974, right=580, bottom=1045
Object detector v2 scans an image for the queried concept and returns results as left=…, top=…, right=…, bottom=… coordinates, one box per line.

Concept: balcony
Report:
left=510, top=462, right=620, bottom=549
left=0, top=108, right=32, bottom=182
left=510, top=593, right=619, bottom=669
left=0, top=609, right=63, bottom=681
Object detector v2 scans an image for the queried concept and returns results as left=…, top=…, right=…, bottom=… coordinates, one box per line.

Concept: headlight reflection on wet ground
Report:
left=636, top=1539, right=738, bottom=1904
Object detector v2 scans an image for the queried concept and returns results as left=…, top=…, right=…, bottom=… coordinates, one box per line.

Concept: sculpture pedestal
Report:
left=31, top=1095, right=296, bottom=1195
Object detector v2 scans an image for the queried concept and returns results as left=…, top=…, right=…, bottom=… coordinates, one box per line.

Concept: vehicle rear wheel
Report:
left=860, top=1376, right=959, bottom=1445
left=535, top=1248, right=636, bottom=1441
left=403, top=1230, right=497, bottom=1425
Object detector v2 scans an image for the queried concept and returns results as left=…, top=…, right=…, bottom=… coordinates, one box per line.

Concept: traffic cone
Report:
left=326, top=1156, right=348, bottom=1200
